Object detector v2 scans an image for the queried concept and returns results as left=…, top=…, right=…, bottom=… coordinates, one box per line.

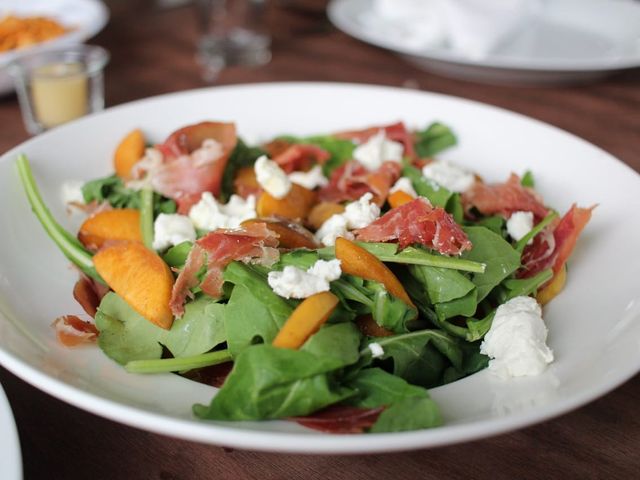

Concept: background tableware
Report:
left=195, top=0, right=271, bottom=81
left=0, top=0, right=108, bottom=96
left=9, top=45, right=109, bottom=134
left=0, top=384, right=22, bottom=480
left=328, top=0, right=640, bottom=85
left=0, top=83, right=639, bottom=453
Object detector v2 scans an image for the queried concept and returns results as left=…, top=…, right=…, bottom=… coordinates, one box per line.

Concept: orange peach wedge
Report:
left=93, top=241, right=174, bottom=329
left=114, top=129, right=146, bottom=179
left=256, top=184, right=316, bottom=221
left=272, top=292, right=339, bottom=349
left=335, top=237, right=414, bottom=308
left=78, top=208, right=142, bottom=250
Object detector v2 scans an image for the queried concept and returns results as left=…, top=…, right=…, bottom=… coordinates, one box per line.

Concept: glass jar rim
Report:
left=7, top=44, right=110, bottom=80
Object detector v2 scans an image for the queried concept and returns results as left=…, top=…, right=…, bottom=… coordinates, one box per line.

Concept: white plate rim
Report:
left=0, top=81, right=639, bottom=454
left=327, top=0, right=640, bottom=72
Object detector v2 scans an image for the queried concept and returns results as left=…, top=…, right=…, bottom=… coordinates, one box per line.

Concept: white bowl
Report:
left=0, top=0, right=109, bottom=95
left=0, top=83, right=639, bottom=454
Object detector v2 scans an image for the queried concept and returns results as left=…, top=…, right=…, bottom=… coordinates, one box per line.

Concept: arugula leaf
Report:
left=16, top=154, right=101, bottom=282
left=521, top=170, right=535, bottom=188
left=408, top=265, right=475, bottom=304
left=462, top=226, right=521, bottom=302
left=446, top=193, right=464, bottom=224
left=413, top=122, right=457, bottom=158
left=345, top=367, right=427, bottom=408
left=278, top=134, right=356, bottom=176
left=223, top=262, right=295, bottom=356
left=367, top=281, right=418, bottom=333
left=163, top=241, right=193, bottom=268
left=402, top=165, right=452, bottom=207
left=95, top=293, right=226, bottom=364
left=194, top=323, right=361, bottom=421
left=81, top=174, right=176, bottom=215
left=362, top=329, right=461, bottom=387
left=474, top=216, right=505, bottom=236
left=442, top=341, right=489, bottom=384
left=219, top=139, right=265, bottom=202
left=465, top=311, right=496, bottom=342
left=434, top=288, right=478, bottom=320
left=370, top=396, right=443, bottom=432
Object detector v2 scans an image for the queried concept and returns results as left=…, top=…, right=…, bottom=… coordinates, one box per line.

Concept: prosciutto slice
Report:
left=53, top=315, right=99, bottom=347
left=149, top=122, right=238, bottom=214
left=520, top=204, right=594, bottom=278
left=170, top=222, right=279, bottom=316
left=291, top=405, right=385, bottom=434
left=273, top=144, right=330, bottom=173
left=355, top=197, right=472, bottom=255
left=319, top=160, right=401, bottom=206
left=462, top=173, right=548, bottom=220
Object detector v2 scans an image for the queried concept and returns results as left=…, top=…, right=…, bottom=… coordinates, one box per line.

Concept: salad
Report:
left=16, top=119, right=593, bottom=434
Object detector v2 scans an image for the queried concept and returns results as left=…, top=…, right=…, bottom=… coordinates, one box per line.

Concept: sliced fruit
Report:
left=537, top=265, right=567, bottom=306
left=256, top=183, right=316, bottom=221
left=307, top=202, right=345, bottom=230
left=78, top=208, right=142, bottom=250
left=387, top=190, right=414, bottom=209
left=335, top=237, right=414, bottom=308
left=114, top=129, right=146, bottom=179
left=272, top=292, right=339, bottom=349
left=93, top=241, right=174, bottom=329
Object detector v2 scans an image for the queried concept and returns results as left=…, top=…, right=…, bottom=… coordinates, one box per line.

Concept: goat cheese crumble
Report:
left=188, top=192, right=256, bottom=231
left=314, top=192, right=380, bottom=246
left=267, top=259, right=342, bottom=299
left=422, top=160, right=475, bottom=193
left=152, top=213, right=196, bottom=251
left=288, top=165, right=328, bottom=190
left=368, top=342, right=385, bottom=358
left=61, top=180, right=85, bottom=205
left=507, top=211, right=534, bottom=242
left=254, top=155, right=292, bottom=199
left=389, top=177, right=417, bottom=197
left=353, top=130, right=404, bottom=171
left=480, top=296, right=554, bottom=379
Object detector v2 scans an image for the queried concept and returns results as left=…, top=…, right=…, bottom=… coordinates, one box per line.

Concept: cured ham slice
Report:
left=291, top=405, right=385, bottom=434
left=73, top=273, right=110, bottom=318
left=170, top=222, right=279, bottom=316
left=319, top=160, right=401, bottom=206
left=53, top=315, right=99, bottom=347
left=520, top=204, right=594, bottom=278
left=272, top=144, right=330, bottom=174
left=335, top=121, right=416, bottom=161
left=150, top=122, right=238, bottom=214
left=462, top=173, right=548, bottom=220
left=355, top=197, right=472, bottom=255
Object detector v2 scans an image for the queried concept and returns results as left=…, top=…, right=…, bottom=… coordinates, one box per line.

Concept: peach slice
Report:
left=93, top=242, right=174, bottom=329
left=307, top=202, right=346, bottom=230
left=78, top=208, right=142, bottom=250
left=387, top=190, right=414, bottom=209
left=335, top=237, right=414, bottom=308
left=114, top=129, right=146, bottom=179
left=242, top=218, right=318, bottom=249
left=537, top=265, right=567, bottom=306
left=272, top=292, right=339, bottom=349
left=256, top=184, right=316, bottom=221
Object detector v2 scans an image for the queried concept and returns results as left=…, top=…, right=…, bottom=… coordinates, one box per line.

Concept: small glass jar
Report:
left=8, top=45, right=109, bottom=135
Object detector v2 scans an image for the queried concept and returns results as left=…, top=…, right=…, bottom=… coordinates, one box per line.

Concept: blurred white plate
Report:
left=0, top=0, right=109, bottom=95
left=0, top=384, right=22, bottom=480
left=0, top=83, right=639, bottom=453
left=328, top=0, right=640, bottom=85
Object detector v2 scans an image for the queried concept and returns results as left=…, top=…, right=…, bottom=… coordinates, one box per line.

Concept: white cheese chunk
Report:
left=61, top=180, right=85, bottom=205
left=152, top=213, right=196, bottom=251
left=389, top=177, right=417, bottom=197
left=507, top=211, right=534, bottom=242
left=191, top=139, right=223, bottom=167
left=421, top=160, right=475, bottom=193
left=368, top=342, right=385, bottom=358
left=267, top=259, right=342, bottom=299
left=353, top=130, right=404, bottom=171
left=314, top=193, right=380, bottom=246
left=254, top=155, right=292, bottom=199
left=480, top=296, right=554, bottom=379
left=288, top=165, right=329, bottom=190
left=188, top=192, right=256, bottom=231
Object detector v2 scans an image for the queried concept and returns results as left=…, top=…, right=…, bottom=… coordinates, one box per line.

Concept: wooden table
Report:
left=1, top=1, right=639, bottom=478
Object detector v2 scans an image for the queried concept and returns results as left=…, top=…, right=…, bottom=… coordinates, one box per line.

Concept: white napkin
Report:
left=362, top=0, right=545, bottom=60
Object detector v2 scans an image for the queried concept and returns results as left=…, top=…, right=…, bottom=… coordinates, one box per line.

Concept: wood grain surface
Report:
left=1, top=1, right=639, bottom=479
